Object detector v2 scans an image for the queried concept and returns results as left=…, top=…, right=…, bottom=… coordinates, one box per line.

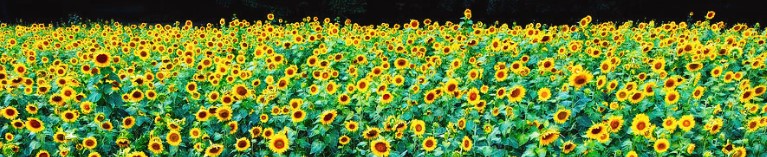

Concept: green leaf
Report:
left=30, top=141, right=40, bottom=149
left=311, top=140, right=326, bottom=154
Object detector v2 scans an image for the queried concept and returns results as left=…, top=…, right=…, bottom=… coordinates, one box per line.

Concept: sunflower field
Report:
left=0, top=9, right=765, bottom=157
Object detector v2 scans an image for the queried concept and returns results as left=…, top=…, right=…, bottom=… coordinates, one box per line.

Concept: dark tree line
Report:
left=1, top=0, right=766, bottom=25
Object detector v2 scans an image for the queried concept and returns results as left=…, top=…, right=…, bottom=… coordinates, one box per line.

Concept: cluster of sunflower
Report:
left=0, top=9, right=766, bottom=157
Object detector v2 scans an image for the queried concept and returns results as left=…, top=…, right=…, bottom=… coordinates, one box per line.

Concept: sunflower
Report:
left=35, top=150, right=51, bottom=157
left=260, top=114, right=269, bottom=123
left=83, top=137, right=98, bottom=149
left=410, top=119, right=426, bottom=136
left=122, top=116, right=135, bottom=129
left=596, top=132, right=610, bottom=143
left=492, top=88, right=507, bottom=100
left=746, top=118, right=760, bottom=132
left=704, top=117, right=723, bottom=134
left=464, top=8, right=472, bottom=19
left=356, top=79, right=370, bottom=92
left=53, top=131, right=67, bottom=143
left=60, top=110, right=79, bottom=123
left=537, top=87, right=551, bottom=101
left=2, top=106, right=19, bottom=119
left=26, top=117, right=45, bottom=133
left=562, top=141, right=576, bottom=154
left=444, top=79, right=459, bottom=93
left=255, top=126, right=274, bottom=139
left=145, top=89, right=157, bottom=100
left=215, top=106, right=232, bottom=122
left=5, top=132, right=13, bottom=141
left=204, top=144, right=224, bottom=157
left=654, top=138, right=670, bottom=153
left=234, top=137, right=251, bottom=152
left=705, top=11, right=715, bottom=20
left=319, top=110, right=337, bottom=125
left=88, top=152, right=101, bottom=157
left=363, top=127, right=380, bottom=140
left=553, top=109, right=570, bottom=124
left=185, top=82, right=198, bottom=93
left=100, top=121, right=113, bottom=131
left=187, top=128, right=201, bottom=139
left=460, top=136, right=473, bottom=151
left=308, top=84, right=320, bottom=95
left=345, top=121, right=359, bottom=132
left=692, top=86, right=705, bottom=99
left=166, top=130, right=182, bottom=146
left=662, top=116, right=677, bottom=133
left=424, top=90, right=437, bottom=104
left=11, top=119, right=24, bottom=129
left=678, top=115, right=695, bottom=132
left=569, top=71, right=593, bottom=89
left=231, top=84, right=250, bottom=99
left=466, top=88, right=481, bottom=105
left=148, top=138, right=164, bottom=154
left=631, top=114, right=651, bottom=135
left=686, top=62, right=703, bottom=72
left=664, top=90, right=680, bottom=105
left=79, top=101, right=93, bottom=114
left=370, top=139, right=391, bottom=157
left=422, top=136, right=437, bottom=152
left=628, top=91, right=644, bottom=104
left=291, top=109, right=306, bottom=123
left=754, top=85, right=767, bottom=96
left=710, top=66, right=723, bottom=77
left=115, top=138, right=130, bottom=148
left=732, top=146, right=746, bottom=157
left=325, top=81, right=338, bottom=94
left=456, top=118, right=467, bottom=130
left=25, top=104, right=39, bottom=114
left=740, top=90, right=754, bottom=103
left=336, top=135, right=351, bottom=146
left=607, top=116, right=624, bottom=133
left=379, top=91, right=393, bottom=104
left=394, top=58, right=409, bottom=69
left=195, top=108, right=210, bottom=121
left=494, top=70, right=508, bottom=81
left=227, top=121, right=239, bottom=134
left=508, top=85, right=526, bottom=102
left=393, top=121, right=407, bottom=132
left=92, top=51, right=112, bottom=67
left=685, top=144, right=695, bottom=154
left=268, top=133, right=290, bottom=154
left=538, top=129, right=559, bottom=146
left=586, top=123, right=606, bottom=139
left=128, top=151, right=147, bottom=157
left=625, top=150, right=638, bottom=157
left=651, top=59, right=665, bottom=72
left=337, top=94, right=351, bottom=105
